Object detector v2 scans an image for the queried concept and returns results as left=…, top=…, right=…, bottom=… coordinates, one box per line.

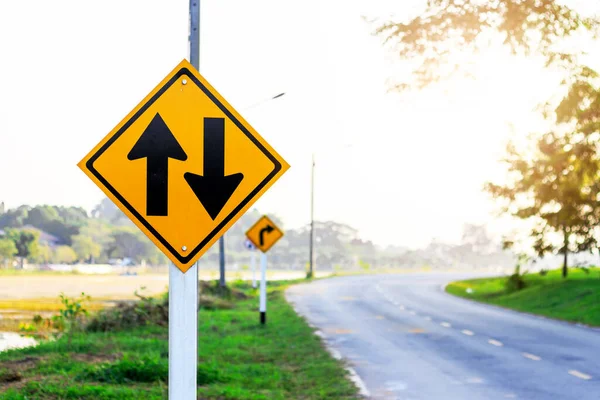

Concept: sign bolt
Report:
left=182, top=246, right=187, bottom=251
left=182, top=78, right=188, bottom=85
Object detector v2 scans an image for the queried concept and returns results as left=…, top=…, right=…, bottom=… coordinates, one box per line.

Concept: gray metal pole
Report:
left=219, top=234, right=226, bottom=287
left=189, top=0, right=199, bottom=68
left=308, top=153, right=315, bottom=279
left=167, top=3, right=200, bottom=399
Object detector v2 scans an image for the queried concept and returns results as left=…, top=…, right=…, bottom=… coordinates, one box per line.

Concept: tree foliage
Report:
left=3, top=228, right=39, bottom=268
left=71, top=234, right=102, bottom=262
left=0, top=238, right=18, bottom=263
left=54, top=246, right=78, bottom=264
left=486, top=132, right=600, bottom=276
left=374, top=1, right=600, bottom=274
left=0, top=205, right=87, bottom=245
left=373, top=0, right=599, bottom=89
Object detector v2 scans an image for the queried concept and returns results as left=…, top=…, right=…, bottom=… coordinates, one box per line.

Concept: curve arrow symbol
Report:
left=259, top=225, right=275, bottom=247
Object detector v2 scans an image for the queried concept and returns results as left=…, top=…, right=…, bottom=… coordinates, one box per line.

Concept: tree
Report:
left=374, top=1, right=600, bottom=274
left=373, top=0, right=599, bottom=90
left=486, top=132, right=600, bottom=277
left=0, top=238, right=17, bottom=267
left=24, top=205, right=86, bottom=245
left=0, top=205, right=30, bottom=229
left=53, top=246, right=78, bottom=264
left=71, top=234, right=101, bottom=263
left=107, top=227, right=154, bottom=263
left=4, top=228, right=39, bottom=268
left=92, top=198, right=133, bottom=226
left=34, top=244, right=53, bottom=265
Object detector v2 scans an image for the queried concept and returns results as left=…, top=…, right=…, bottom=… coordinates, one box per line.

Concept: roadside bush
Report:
left=87, top=286, right=235, bottom=332
left=79, top=356, right=167, bottom=383
left=86, top=291, right=168, bottom=332
left=505, top=273, right=527, bottom=292
left=20, top=293, right=89, bottom=342
left=78, top=356, right=224, bottom=385
left=505, top=255, right=528, bottom=292
left=199, top=280, right=249, bottom=300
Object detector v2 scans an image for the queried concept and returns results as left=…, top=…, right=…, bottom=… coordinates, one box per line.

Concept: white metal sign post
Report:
left=169, top=262, right=198, bottom=398
left=259, top=253, right=268, bottom=324
left=245, top=216, right=284, bottom=325
left=251, top=251, right=257, bottom=289
left=168, top=1, right=200, bottom=399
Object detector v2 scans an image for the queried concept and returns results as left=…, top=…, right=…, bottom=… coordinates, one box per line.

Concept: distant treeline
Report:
left=0, top=198, right=519, bottom=270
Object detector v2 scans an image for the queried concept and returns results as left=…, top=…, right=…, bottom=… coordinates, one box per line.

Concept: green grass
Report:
left=446, top=267, right=600, bottom=326
left=0, top=280, right=359, bottom=400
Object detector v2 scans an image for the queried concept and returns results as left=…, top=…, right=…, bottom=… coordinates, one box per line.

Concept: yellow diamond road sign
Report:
left=246, top=215, right=284, bottom=253
left=78, top=59, right=289, bottom=272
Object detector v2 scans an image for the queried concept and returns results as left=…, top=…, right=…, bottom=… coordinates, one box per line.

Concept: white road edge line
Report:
left=461, top=330, right=474, bottom=336
left=440, top=322, right=452, bottom=328
left=522, top=353, right=541, bottom=361
left=569, top=370, right=592, bottom=380
left=287, top=294, right=371, bottom=398
left=488, top=339, right=503, bottom=347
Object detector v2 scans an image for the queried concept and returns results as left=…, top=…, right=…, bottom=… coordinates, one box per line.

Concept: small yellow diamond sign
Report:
left=245, top=215, right=284, bottom=253
left=78, top=60, right=289, bottom=272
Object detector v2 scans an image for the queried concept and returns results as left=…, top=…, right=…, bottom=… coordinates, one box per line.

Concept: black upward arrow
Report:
left=259, top=225, right=274, bottom=246
left=128, top=113, right=188, bottom=216
left=184, top=118, right=244, bottom=220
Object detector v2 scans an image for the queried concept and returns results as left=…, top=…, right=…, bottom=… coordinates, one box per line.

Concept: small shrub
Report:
left=539, top=269, right=548, bottom=276
left=0, top=369, right=21, bottom=383
left=87, top=286, right=234, bottom=332
left=79, top=356, right=167, bottom=384
left=22, top=293, right=89, bottom=341
left=505, top=273, right=527, bottom=292
left=505, top=254, right=529, bottom=292
left=199, top=281, right=249, bottom=300
left=58, top=292, right=91, bottom=346
left=86, top=292, right=168, bottom=332
left=78, top=356, right=224, bottom=385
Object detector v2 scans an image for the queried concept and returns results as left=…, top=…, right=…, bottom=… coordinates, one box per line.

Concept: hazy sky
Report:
left=0, top=0, right=598, bottom=249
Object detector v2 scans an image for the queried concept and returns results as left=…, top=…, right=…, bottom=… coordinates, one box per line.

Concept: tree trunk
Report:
left=562, top=229, right=568, bottom=278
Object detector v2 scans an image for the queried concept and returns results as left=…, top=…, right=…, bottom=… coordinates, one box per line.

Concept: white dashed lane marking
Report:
left=440, top=322, right=452, bottom=328
left=488, top=339, right=503, bottom=347
left=569, top=370, right=592, bottom=380
left=461, top=330, right=475, bottom=336
left=522, top=353, right=541, bottom=361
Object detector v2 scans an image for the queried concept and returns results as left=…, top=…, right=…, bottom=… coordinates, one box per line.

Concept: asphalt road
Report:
left=286, top=274, right=600, bottom=400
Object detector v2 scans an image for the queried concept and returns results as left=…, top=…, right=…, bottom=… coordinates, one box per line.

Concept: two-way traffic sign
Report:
left=78, top=60, right=289, bottom=272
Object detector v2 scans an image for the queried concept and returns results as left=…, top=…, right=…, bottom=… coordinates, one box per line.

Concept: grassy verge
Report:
left=0, top=280, right=360, bottom=400
left=446, top=267, right=600, bottom=326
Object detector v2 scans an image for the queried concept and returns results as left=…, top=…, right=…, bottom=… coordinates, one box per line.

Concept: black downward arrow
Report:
left=184, top=118, right=244, bottom=220
left=128, top=113, right=188, bottom=216
left=259, top=225, right=275, bottom=246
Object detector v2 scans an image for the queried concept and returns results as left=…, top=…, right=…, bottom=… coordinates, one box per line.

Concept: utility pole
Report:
left=219, top=92, right=286, bottom=287
left=308, top=153, right=315, bottom=279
